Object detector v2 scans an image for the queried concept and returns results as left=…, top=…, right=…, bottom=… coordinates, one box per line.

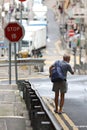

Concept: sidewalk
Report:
left=0, top=84, right=33, bottom=130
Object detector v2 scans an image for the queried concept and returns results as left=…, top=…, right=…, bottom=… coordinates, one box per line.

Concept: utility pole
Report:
left=59, top=0, right=65, bottom=48
left=79, top=19, right=82, bottom=65
left=18, top=1, right=23, bottom=51
left=72, top=47, right=76, bottom=72
left=18, top=0, right=26, bottom=51
left=84, top=0, right=87, bottom=62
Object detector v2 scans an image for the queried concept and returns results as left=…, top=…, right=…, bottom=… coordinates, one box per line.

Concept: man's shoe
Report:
left=58, top=111, right=65, bottom=114
left=54, top=110, right=58, bottom=113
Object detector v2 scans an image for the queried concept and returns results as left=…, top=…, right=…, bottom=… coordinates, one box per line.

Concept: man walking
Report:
left=49, top=54, right=74, bottom=114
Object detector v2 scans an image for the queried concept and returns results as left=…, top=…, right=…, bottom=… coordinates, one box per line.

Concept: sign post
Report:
left=18, top=0, right=26, bottom=24
left=9, top=43, right=11, bottom=84
left=18, top=0, right=26, bottom=50
left=4, top=22, right=25, bottom=84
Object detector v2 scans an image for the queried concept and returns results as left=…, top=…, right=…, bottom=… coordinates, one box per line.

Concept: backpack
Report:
left=51, top=61, right=65, bottom=82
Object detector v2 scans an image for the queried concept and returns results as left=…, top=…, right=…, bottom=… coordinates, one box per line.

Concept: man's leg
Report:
left=54, top=91, right=59, bottom=112
left=59, top=93, right=65, bottom=113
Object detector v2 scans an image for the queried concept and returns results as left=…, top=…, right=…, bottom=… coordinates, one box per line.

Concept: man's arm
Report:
left=71, top=71, right=74, bottom=75
left=68, top=64, right=74, bottom=75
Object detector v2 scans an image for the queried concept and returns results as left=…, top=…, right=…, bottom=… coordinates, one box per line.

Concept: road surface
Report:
left=30, top=75, right=87, bottom=130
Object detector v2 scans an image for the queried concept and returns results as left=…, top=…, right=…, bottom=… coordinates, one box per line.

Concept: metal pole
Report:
left=19, top=1, right=23, bottom=51
left=73, top=47, right=76, bottom=72
left=9, top=42, right=11, bottom=84
left=79, top=19, right=82, bottom=65
left=74, top=52, right=76, bottom=72
left=79, top=47, right=82, bottom=65
left=62, top=1, right=65, bottom=39
left=20, top=1, right=22, bottom=24
left=14, top=43, right=18, bottom=84
left=60, top=0, right=65, bottom=48
left=84, top=0, right=87, bottom=61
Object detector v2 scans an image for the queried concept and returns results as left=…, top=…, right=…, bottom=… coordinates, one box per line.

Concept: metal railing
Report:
left=17, top=80, right=61, bottom=130
left=0, top=57, right=45, bottom=73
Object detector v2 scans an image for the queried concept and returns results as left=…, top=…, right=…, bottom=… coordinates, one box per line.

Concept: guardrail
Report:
left=17, top=80, right=61, bottom=130
left=0, top=58, right=45, bottom=73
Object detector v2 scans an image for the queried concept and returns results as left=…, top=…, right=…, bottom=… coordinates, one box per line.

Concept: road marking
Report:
left=43, top=97, right=69, bottom=130
left=42, top=97, right=79, bottom=130
left=62, top=114, right=79, bottom=130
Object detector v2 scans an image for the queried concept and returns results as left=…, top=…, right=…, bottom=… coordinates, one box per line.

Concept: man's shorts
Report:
left=52, top=81, right=68, bottom=93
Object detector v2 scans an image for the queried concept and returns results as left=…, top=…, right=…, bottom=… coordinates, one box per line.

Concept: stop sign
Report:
left=4, top=22, right=25, bottom=42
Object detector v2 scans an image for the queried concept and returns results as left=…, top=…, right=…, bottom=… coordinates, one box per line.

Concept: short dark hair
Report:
left=63, top=54, right=70, bottom=61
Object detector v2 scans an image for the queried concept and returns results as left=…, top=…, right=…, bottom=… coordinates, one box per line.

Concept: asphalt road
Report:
left=30, top=75, right=87, bottom=130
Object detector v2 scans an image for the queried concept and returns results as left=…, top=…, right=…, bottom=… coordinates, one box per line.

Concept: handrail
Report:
left=0, top=58, right=45, bottom=72
left=0, top=58, right=45, bottom=65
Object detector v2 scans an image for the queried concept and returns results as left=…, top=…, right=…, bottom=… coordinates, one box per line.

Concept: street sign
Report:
left=68, top=29, right=75, bottom=37
left=19, top=0, right=26, bottom=1
left=4, top=22, right=25, bottom=42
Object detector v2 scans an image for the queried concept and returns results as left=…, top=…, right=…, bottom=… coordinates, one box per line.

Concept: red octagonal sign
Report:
left=4, top=22, right=25, bottom=43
